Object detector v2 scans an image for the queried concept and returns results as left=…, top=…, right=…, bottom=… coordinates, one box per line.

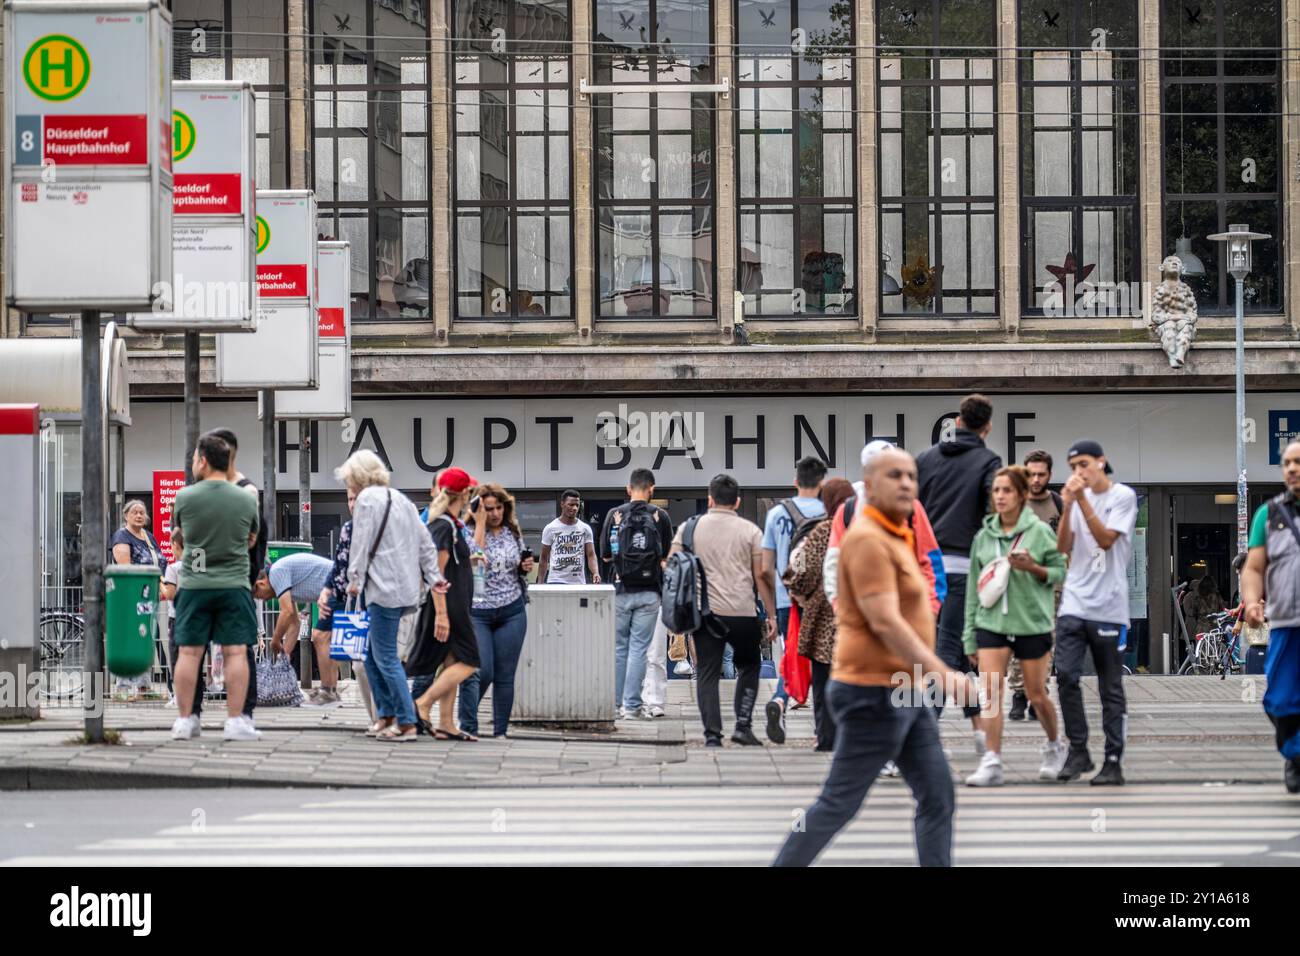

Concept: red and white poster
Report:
left=152, top=470, right=186, bottom=563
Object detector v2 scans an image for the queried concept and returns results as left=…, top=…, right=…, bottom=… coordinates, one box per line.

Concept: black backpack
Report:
left=842, top=494, right=859, bottom=529
left=614, top=503, right=663, bottom=587
left=661, top=515, right=710, bottom=634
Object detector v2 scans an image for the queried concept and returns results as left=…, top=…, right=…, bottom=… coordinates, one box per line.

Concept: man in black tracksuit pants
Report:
left=916, top=394, right=1001, bottom=753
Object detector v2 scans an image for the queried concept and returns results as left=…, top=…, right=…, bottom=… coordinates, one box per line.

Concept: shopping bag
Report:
left=330, top=597, right=370, bottom=662
left=256, top=652, right=303, bottom=707
left=779, top=601, right=812, bottom=705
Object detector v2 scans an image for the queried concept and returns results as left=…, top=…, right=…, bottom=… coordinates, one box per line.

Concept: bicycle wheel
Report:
left=39, top=612, right=85, bottom=701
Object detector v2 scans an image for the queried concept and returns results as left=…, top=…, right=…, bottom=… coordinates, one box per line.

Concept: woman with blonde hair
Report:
left=336, top=449, right=445, bottom=742
left=408, top=467, right=483, bottom=740
left=457, top=481, right=535, bottom=737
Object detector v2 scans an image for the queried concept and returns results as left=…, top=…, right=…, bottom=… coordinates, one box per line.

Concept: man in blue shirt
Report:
left=253, top=552, right=338, bottom=706
left=760, top=455, right=828, bottom=743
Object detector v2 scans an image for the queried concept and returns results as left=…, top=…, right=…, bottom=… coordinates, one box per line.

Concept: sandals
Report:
left=366, top=720, right=392, bottom=737
left=434, top=727, right=478, bottom=742
left=377, top=726, right=418, bottom=742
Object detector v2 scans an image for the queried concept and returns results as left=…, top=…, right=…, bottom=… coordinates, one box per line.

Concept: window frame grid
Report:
left=877, top=2, right=999, bottom=318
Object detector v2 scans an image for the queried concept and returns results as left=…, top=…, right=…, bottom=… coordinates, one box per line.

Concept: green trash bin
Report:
left=105, top=565, right=162, bottom=677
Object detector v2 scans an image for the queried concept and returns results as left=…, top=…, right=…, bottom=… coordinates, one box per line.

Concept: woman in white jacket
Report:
left=337, top=450, right=446, bottom=742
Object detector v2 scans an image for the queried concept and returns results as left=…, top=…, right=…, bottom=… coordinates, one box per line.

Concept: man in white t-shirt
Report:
left=538, top=489, right=601, bottom=585
left=1054, top=439, right=1138, bottom=787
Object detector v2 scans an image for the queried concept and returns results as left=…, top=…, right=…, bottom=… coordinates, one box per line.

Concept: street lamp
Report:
left=1207, top=223, right=1270, bottom=563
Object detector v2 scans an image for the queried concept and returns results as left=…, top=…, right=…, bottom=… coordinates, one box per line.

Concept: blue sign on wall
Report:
left=1268, top=411, right=1300, bottom=464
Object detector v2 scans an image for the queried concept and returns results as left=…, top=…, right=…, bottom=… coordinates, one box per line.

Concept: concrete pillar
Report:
left=1285, top=0, right=1300, bottom=334
left=998, top=0, right=1020, bottom=335
left=856, top=0, right=878, bottom=339
left=430, top=5, right=452, bottom=341
left=1139, top=0, right=1164, bottom=330
left=572, top=1, right=594, bottom=340
left=715, top=0, right=737, bottom=339
left=287, top=0, right=309, bottom=191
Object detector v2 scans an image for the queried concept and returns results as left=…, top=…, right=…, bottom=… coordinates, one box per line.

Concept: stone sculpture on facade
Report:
left=1149, top=254, right=1199, bottom=368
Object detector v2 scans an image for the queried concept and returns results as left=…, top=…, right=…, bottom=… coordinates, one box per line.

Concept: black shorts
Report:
left=975, top=629, right=1052, bottom=660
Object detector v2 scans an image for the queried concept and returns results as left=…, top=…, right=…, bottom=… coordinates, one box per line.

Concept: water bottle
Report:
left=472, top=556, right=487, bottom=602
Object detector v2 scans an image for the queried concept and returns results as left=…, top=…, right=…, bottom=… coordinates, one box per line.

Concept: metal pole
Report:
left=1235, top=276, right=1248, bottom=562
left=183, top=331, right=201, bottom=484
left=261, top=390, right=276, bottom=538
left=81, top=311, right=105, bottom=743
left=298, top=418, right=313, bottom=688
left=114, top=425, right=125, bottom=520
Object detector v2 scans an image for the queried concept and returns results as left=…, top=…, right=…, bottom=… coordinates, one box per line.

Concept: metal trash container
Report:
left=105, top=565, right=161, bottom=677
left=513, top=584, right=616, bottom=724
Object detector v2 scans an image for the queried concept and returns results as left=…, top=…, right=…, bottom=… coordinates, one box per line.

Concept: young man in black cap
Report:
left=1055, top=439, right=1138, bottom=785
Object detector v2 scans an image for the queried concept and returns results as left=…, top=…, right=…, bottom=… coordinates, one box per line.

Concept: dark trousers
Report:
left=935, top=573, right=979, bottom=719
left=810, top=659, right=834, bottom=750
left=694, top=615, right=762, bottom=742
left=774, top=682, right=954, bottom=867
left=170, top=627, right=257, bottom=719
left=1055, top=615, right=1128, bottom=762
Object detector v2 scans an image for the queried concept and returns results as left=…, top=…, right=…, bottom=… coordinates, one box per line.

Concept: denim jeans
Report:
left=363, top=604, right=416, bottom=727
left=459, top=595, right=528, bottom=736
left=614, top=590, right=661, bottom=711
left=774, top=682, right=954, bottom=867
left=769, top=606, right=791, bottom=705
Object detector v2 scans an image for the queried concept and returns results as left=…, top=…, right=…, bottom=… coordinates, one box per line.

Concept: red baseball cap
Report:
left=437, top=467, right=477, bottom=493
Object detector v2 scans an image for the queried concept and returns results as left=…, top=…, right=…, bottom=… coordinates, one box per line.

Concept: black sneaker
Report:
left=1008, top=691, right=1028, bottom=722
left=1285, top=758, right=1300, bottom=794
left=1057, top=748, right=1095, bottom=782
left=731, top=726, right=763, bottom=746
left=704, top=737, right=723, bottom=749
left=1090, top=759, right=1125, bottom=786
left=765, top=699, right=786, bottom=744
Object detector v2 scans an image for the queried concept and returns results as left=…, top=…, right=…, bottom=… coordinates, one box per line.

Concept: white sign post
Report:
left=128, top=80, right=257, bottom=331
left=3, top=0, right=172, bottom=312
left=215, top=190, right=319, bottom=389
left=272, top=241, right=352, bottom=419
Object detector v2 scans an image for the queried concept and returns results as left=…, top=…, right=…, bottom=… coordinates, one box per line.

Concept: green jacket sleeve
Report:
left=962, top=535, right=983, bottom=656
left=1036, top=523, right=1066, bottom=586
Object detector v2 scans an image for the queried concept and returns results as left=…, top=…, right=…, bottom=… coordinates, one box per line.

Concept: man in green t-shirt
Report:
left=1241, top=439, right=1300, bottom=794
left=169, top=432, right=261, bottom=742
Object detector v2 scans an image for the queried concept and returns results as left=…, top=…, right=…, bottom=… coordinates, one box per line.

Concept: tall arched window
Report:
left=878, top=0, right=997, bottom=317
left=1162, top=0, right=1281, bottom=313
left=736, top=0, right=855, bottom=318
left=594, top=0, right=715, bottom=318
left=1020, top=1, right=1139, bottom=315
left=453, top=0, right=573, bottom=319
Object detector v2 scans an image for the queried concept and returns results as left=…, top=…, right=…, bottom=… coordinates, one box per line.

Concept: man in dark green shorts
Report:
left=170, top=432, right=261, bottom=741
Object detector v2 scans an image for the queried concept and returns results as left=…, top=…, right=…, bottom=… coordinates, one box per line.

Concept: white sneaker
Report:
left=647, top=705, right=665, bottom=718
left=615, top=706, right=628, bottom=720
left=170, top=715, right=200, bottom=740
left=965, top=751, right=1004, bottom=787
left=223, top=715, right=262, bottom=741
left=878, top=760, right=902, bottom=778
left=1038, top=740, right=1068, bottom=780
left=166, top=694, right=177, bottom=708
left=973, top=729, right=988, bottom=757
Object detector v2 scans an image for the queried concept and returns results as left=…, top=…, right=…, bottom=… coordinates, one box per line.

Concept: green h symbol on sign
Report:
left=40, top=45, right=75, bottom=87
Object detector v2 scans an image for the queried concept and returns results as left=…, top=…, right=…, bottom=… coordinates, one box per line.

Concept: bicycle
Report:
left=1178, top=610, right=1243, bottom=678
left=38, top=610, right=85, bottom=701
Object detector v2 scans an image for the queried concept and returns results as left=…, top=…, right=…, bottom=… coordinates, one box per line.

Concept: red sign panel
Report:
left=257, top=264, right=308, bottom=297
left=173, top=173, right=242, bottom=214
left=152, top=470, right=187, bottom=564
left=318, top=307, right=345, bottom=338
left=42, top=114, right=147, bottom=165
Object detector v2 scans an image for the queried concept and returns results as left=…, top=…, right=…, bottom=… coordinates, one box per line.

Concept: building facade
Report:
left=5, top=0, right=1300, bottom=670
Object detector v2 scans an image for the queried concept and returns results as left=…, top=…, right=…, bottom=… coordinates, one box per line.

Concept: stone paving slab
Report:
left=0, top=676, right=1285, bottom=790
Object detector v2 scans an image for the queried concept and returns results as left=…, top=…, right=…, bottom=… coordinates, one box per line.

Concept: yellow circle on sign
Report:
left=23, top=34, right=91, bottom=102
left=256, top=215, right=270, bottom=254
left=173, top=110, right=196, bottom=161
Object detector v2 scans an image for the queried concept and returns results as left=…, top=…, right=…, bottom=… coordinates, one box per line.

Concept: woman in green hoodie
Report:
left=963, top=465, right=1068, bottom=787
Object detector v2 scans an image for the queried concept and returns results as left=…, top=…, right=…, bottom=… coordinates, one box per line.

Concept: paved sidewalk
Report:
left=0, top=676, right=1284, bottom=790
